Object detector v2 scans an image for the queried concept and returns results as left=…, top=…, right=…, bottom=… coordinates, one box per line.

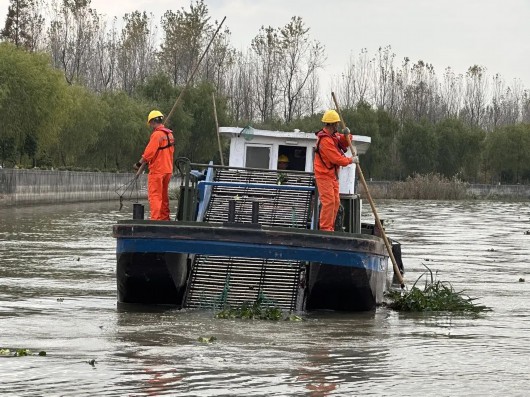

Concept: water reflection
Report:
left=1, top=200, right=529, bottom=396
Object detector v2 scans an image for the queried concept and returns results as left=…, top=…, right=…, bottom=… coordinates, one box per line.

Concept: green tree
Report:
left=435, top=118, right=467, bottom=178
left=375, top=108, right=400, bottom=179
left=399, top=119, right=438, bottom=177
left=435, top=118, right=484, bottom=181
left=134, top=73, right=192, bottom=159
left=137, top=77, right=229, bottom=163
left=460, top=127, right=484, bottom=182
left=180, top=82, right=228, bottom=163
left=90, top=91, right=147, bottom=170
left=54, top=85, right=106, bottom=167
left=484, top=124, right=530, bottom=183
left=23, top=133, right=37, bottom=166
left=0, top=43, right=68, bottom=166
left=0, top=135, right=15, bottom=167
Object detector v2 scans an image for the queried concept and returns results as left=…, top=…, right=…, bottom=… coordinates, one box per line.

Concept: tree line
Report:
left=1, top=0, right=529, bottom=183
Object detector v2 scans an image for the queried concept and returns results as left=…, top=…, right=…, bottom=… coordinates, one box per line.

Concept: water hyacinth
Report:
left=0, top=348, right=46, bottom=357
left=216, top=301, right=284, bottom=320
left=385, top=265, right=491, bottom=313
left=215, top=295, right=302, bottom=321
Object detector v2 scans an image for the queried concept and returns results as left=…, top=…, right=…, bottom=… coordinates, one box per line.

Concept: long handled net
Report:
left=115, top=175, right=146, bottom=210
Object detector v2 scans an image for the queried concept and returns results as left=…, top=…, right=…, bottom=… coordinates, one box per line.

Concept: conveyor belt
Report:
left=184, top=256, right=304, bottom=311
left=184, top=168, right=315, bottom=311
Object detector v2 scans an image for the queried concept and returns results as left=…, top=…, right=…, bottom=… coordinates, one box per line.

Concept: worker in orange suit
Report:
left=277, top=154, right=290, bottom=170
left=313, top=110, right=358, bottom=231
left=134, top=110, right=175, bottom=220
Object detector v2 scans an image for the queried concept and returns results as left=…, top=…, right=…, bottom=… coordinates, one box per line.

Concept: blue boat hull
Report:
left=113, top=221, right=390, bottom=311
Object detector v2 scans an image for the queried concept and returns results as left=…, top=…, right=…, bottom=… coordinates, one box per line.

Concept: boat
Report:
left=112, top=126, right=404, bottom=311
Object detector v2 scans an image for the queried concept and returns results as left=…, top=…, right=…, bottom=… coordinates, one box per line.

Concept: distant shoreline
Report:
left=1, top=169, right=528, bottom=207
left=360, top=180, right=530, bottom=201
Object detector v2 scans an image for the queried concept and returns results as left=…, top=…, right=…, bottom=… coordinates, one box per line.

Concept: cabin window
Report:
left=245, top=145, right=271, bottom=169
left=278, top=145, right=307, bottom=171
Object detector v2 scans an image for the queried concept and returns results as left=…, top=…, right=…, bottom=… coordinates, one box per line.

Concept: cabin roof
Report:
left=219, top=126, right=371, bottom=154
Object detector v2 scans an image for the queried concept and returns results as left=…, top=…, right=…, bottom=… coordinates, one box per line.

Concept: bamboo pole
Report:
left=331, top=92, right=405, bottom=288
left=135, top=16, right=227, bottom=178
left=212, top=92, right=224, bottom=166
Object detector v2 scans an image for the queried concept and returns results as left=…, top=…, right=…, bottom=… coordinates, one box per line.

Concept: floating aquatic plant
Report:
left=215, top=295, right=302, bottom=321
left=216, top=301, right=284, bottom=320
left=198, top=336, right=217, bottom=344
left=0, top=348, right=46, bottom=357
left=385, top=265, right=491, bottom=313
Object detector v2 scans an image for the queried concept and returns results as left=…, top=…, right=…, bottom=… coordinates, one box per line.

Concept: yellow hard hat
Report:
left=147, top=110, right=164, bottom=125
left=321, top=109, right=341, bottom=123
left=278, top=154, right=289, bottom=163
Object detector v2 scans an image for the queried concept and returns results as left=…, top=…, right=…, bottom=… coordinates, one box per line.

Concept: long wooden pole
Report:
left=135, top=16, right=227, bottom=178
left=212, top=92, right=224, bottom=166
left=331, top=92, right=405, bottom=288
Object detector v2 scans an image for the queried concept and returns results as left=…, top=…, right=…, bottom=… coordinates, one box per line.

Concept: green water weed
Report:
left=385, top=264, right=491, bottom=313
left=215, top=295, right=301, bottom=321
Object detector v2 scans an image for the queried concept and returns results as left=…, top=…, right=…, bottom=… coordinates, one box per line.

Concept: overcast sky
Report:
left=2, top=0, right=529, bottom=102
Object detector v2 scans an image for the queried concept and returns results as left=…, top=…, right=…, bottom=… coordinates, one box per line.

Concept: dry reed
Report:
left=361, top=173, right=469, bottom=200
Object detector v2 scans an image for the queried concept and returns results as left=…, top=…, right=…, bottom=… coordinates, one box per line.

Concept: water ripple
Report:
left=0, top=200, right=529, bottom=396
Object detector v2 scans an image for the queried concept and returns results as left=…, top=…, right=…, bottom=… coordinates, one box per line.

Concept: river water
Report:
left=0, top=200, right=529, bottom=396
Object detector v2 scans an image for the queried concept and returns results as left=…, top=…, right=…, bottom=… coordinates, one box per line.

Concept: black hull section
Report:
left=117, top=252, right=188, bottom=305
left=113, top=221, right=390, bottom=311
left=306, top=263, right=386, bottom=311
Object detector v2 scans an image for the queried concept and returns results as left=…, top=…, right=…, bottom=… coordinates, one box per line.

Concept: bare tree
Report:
left=303, top=68, right=321, bottom=116
left=440, top=67, right=463, bottom=119
left=1, top=0, right=45, bottom=51
left=2, top=0, right=31, bottom=46
left=116, top=10, right=156, bottom=94
left=251, top=25, right=281, bottom=122
left=47, top=0, right=101, bottom=85
left=461, top=65, right=488, bottom=127
left=88, top=17, right=117, bottom=92
left=372, top=46, right=396, bottom=110
left=501, top=79, right=523, bottom=126
left=336, top=48, right=372, bottom=109
left=200, top=25, right=234, bottom=92
left=223, top=50, right=255, bottom=122
left=159, top=0, right=209, bottom=86
left=278, top=16, right=325, bottom=122
left=522, top=89, right=530, bottom=123
left=401, top=60, right=439, bottom=122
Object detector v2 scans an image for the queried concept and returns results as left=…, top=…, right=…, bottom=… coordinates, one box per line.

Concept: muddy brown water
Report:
left=1, top=200, right=529, bottom=396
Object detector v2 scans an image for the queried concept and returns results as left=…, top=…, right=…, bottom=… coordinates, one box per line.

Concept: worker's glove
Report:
left=350, top=156, right=359, bottom=164
left=342, top=127, right=350, bottom=135
left=133, top=162, right=142, bottom=170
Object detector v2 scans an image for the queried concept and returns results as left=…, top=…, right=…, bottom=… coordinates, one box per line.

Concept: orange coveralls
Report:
left=313, top=129, right=353, bottom=231
left=142, top=125, right=175, bottom=220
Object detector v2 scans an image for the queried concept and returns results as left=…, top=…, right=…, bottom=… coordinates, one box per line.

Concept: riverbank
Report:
left=1, top=169, right=528, bottom=207
left=0, top=169, right=150, bottom=206
left=361, top=180, right=530, bottom=200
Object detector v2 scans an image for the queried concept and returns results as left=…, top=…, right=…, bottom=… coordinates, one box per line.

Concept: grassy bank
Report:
left=362, top=173, right=470, bottom=200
